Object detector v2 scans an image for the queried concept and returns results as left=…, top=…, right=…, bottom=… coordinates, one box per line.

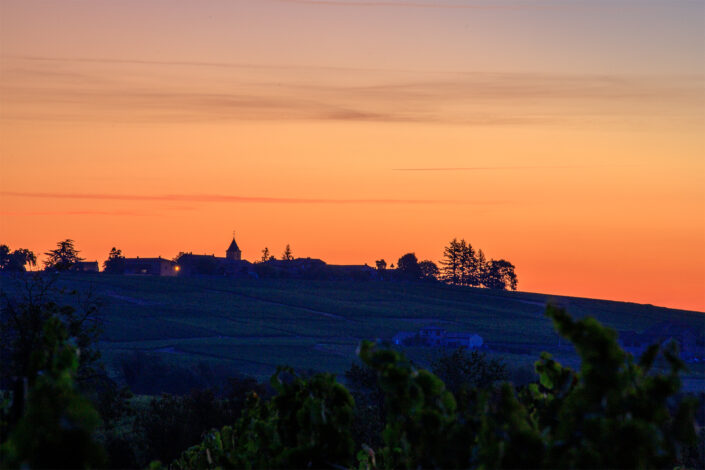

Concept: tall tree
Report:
left=458, top=239, right=478, bottom=286
left=484, top=259, right=518, bottom=290
left=261, top=247, right=271, bottom=263
left=440, top=238, right=463, bottom=285
left=475, top=249, right=488, bottom=287
left=418, top=260, right=439, bottom=281
left=441, top=239, right=478, bottom=286
left=43, top=239, right=83, bottom=272
left=282, top=244, right=293, bottom=261
left=103, top=247, right=125, bottom=274
left=397, top=253, right=421, bottom=280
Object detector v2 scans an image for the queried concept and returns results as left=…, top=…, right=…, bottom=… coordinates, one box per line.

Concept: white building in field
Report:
left=442, top=332, right=483, bottom=349
left=393, top=327, right=483, bottom=349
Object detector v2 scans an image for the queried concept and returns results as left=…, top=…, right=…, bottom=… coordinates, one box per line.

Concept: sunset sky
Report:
left=1, top=0, right=703, bottom=311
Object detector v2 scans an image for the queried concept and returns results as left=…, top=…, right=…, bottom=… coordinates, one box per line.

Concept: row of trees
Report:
left=440, top=238, right=517, bottom=290
left=0, top=240, right=85, bottom=273
left=0, top=245, right=36, bottom=272
left=376, top=239, right=517, bottom=290
left=260, top=244, right=294, bottom=262
left=6, top=238, right=517, bottom=290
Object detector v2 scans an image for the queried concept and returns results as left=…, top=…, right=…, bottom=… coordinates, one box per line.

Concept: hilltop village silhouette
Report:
left=72, top=234, right=378, bottom=281
left=47, top=235, right=704, bottom=360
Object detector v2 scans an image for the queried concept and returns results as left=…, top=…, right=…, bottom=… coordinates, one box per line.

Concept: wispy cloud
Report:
left=274, top=0, right=546, bottom=9
left=273, top=0, right=689, bottom=9
left=0, top=191, right=492, bottom=205
left=1, top=56, right=702, bottom=126
left=392, top=166, right=587, bottom=171
left=0, top=210, right=151, bottom=217
left=4, top=55, right=378, bottom=73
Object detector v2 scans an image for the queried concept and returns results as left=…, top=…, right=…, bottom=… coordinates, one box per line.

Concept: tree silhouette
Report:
left=103, top=247, right=125, bottom=274
left=43, top=239, right=83, bottom=272
left=475, top=249, right=488, bottom=287
left=440, top=239, right=478, bottom=286
left=0, top=245, right=36, bottom=272
left=261, top=247, right=271, bottom=263
left=418, top=260, right=439, bottom=280
left=440, top=239, right=517, bottom=290
left=375, top=259, right=387, bottom=271
left=440, top=238, right=463, bottom=284
left=397, top=253, right=421, bottom=279
left=282, top=244, right=293, bottom=261
left=484, top=259, right=518, bottom=290
left=458, top=240, right=478, bottom=286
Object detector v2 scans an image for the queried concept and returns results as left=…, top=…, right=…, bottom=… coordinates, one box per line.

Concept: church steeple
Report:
left=226, top=232, right=241, bottom=261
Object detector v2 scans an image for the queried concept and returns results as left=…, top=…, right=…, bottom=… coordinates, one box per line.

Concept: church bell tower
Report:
left=226, top=232, right=242, bottom=261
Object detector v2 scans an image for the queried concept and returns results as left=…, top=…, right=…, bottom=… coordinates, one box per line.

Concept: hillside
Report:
left=2, top=273, right=703, bottom=392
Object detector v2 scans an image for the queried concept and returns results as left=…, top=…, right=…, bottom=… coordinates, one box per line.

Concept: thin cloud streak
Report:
left=0, top=210, right=151, bottom=217
left=274, top=0, right=680, bottom=9
left=4, top=55, right=386, bottom=74
left=392, top=166, right=588, bottom=171
left=0, top=191, right=492, bottom=205
left=275, top=0, right=547, bottom=9
left=2, top=57, right=702, bottom=126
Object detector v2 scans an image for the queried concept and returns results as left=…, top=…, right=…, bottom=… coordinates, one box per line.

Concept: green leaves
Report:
left=1, top=318, right=105, bottom=469
left=171, top=368, right=355, bottom=470
left=359, top=341, right=459, bottom=469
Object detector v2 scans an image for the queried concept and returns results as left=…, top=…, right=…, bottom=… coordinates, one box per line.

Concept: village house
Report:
left=443, top=332, right=484, bottom=349
left=419, top=326, right=447, bottom=346
left=122, top=257, right=178, bottom=276
left=70, top=261, right=99, bottom=273
left=393, top=327, right=484, bottom=349
left=175, top=235, right=249, bottom=276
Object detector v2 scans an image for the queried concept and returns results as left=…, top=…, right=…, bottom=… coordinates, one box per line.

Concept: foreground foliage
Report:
left=0, top=280, right=699, bottom=468
left=163, top=305, right=697, bottom=469
left=164, top=369, right=355, bottom=469
left=0, top=318, right=105, bottom=468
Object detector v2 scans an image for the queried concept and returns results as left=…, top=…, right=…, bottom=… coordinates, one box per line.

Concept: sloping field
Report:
left=3, top=273, right=703, bottom=388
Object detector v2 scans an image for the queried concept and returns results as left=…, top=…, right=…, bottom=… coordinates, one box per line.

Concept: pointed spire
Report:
left=227, top=233, right=240, bottom=253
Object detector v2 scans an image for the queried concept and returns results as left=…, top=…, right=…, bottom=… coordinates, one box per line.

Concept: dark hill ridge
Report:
left=2, top=273, right=702, bottom=392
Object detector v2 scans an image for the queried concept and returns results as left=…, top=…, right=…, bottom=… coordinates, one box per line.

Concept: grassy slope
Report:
left=3, top=273, right=703, bottom=385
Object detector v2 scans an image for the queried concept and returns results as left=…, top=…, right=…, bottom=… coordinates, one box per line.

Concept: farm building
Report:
left=419, top=326, right=448, bottom=346
left=392, top=331, right=416, bottom=345
left=393, top=327, right=483, bottom=349
left=443, top=332, right=484, bottom=349
left=123, top=257, right=178, bottom=276
left=176, top=253, right=251, bottom=277
left=70, top=261, right=99, bottom=273
left=175, top=235, right=249, bottom=276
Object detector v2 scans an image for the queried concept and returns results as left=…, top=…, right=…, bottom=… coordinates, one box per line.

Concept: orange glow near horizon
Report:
left=1, top=0, right=703, bottom=312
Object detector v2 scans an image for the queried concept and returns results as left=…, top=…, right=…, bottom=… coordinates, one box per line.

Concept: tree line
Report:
left=0, top=240, right=83, bottom=273
left=378, top=238, right=517, bottom=291
left=5, top=238, right=517, bottom=290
